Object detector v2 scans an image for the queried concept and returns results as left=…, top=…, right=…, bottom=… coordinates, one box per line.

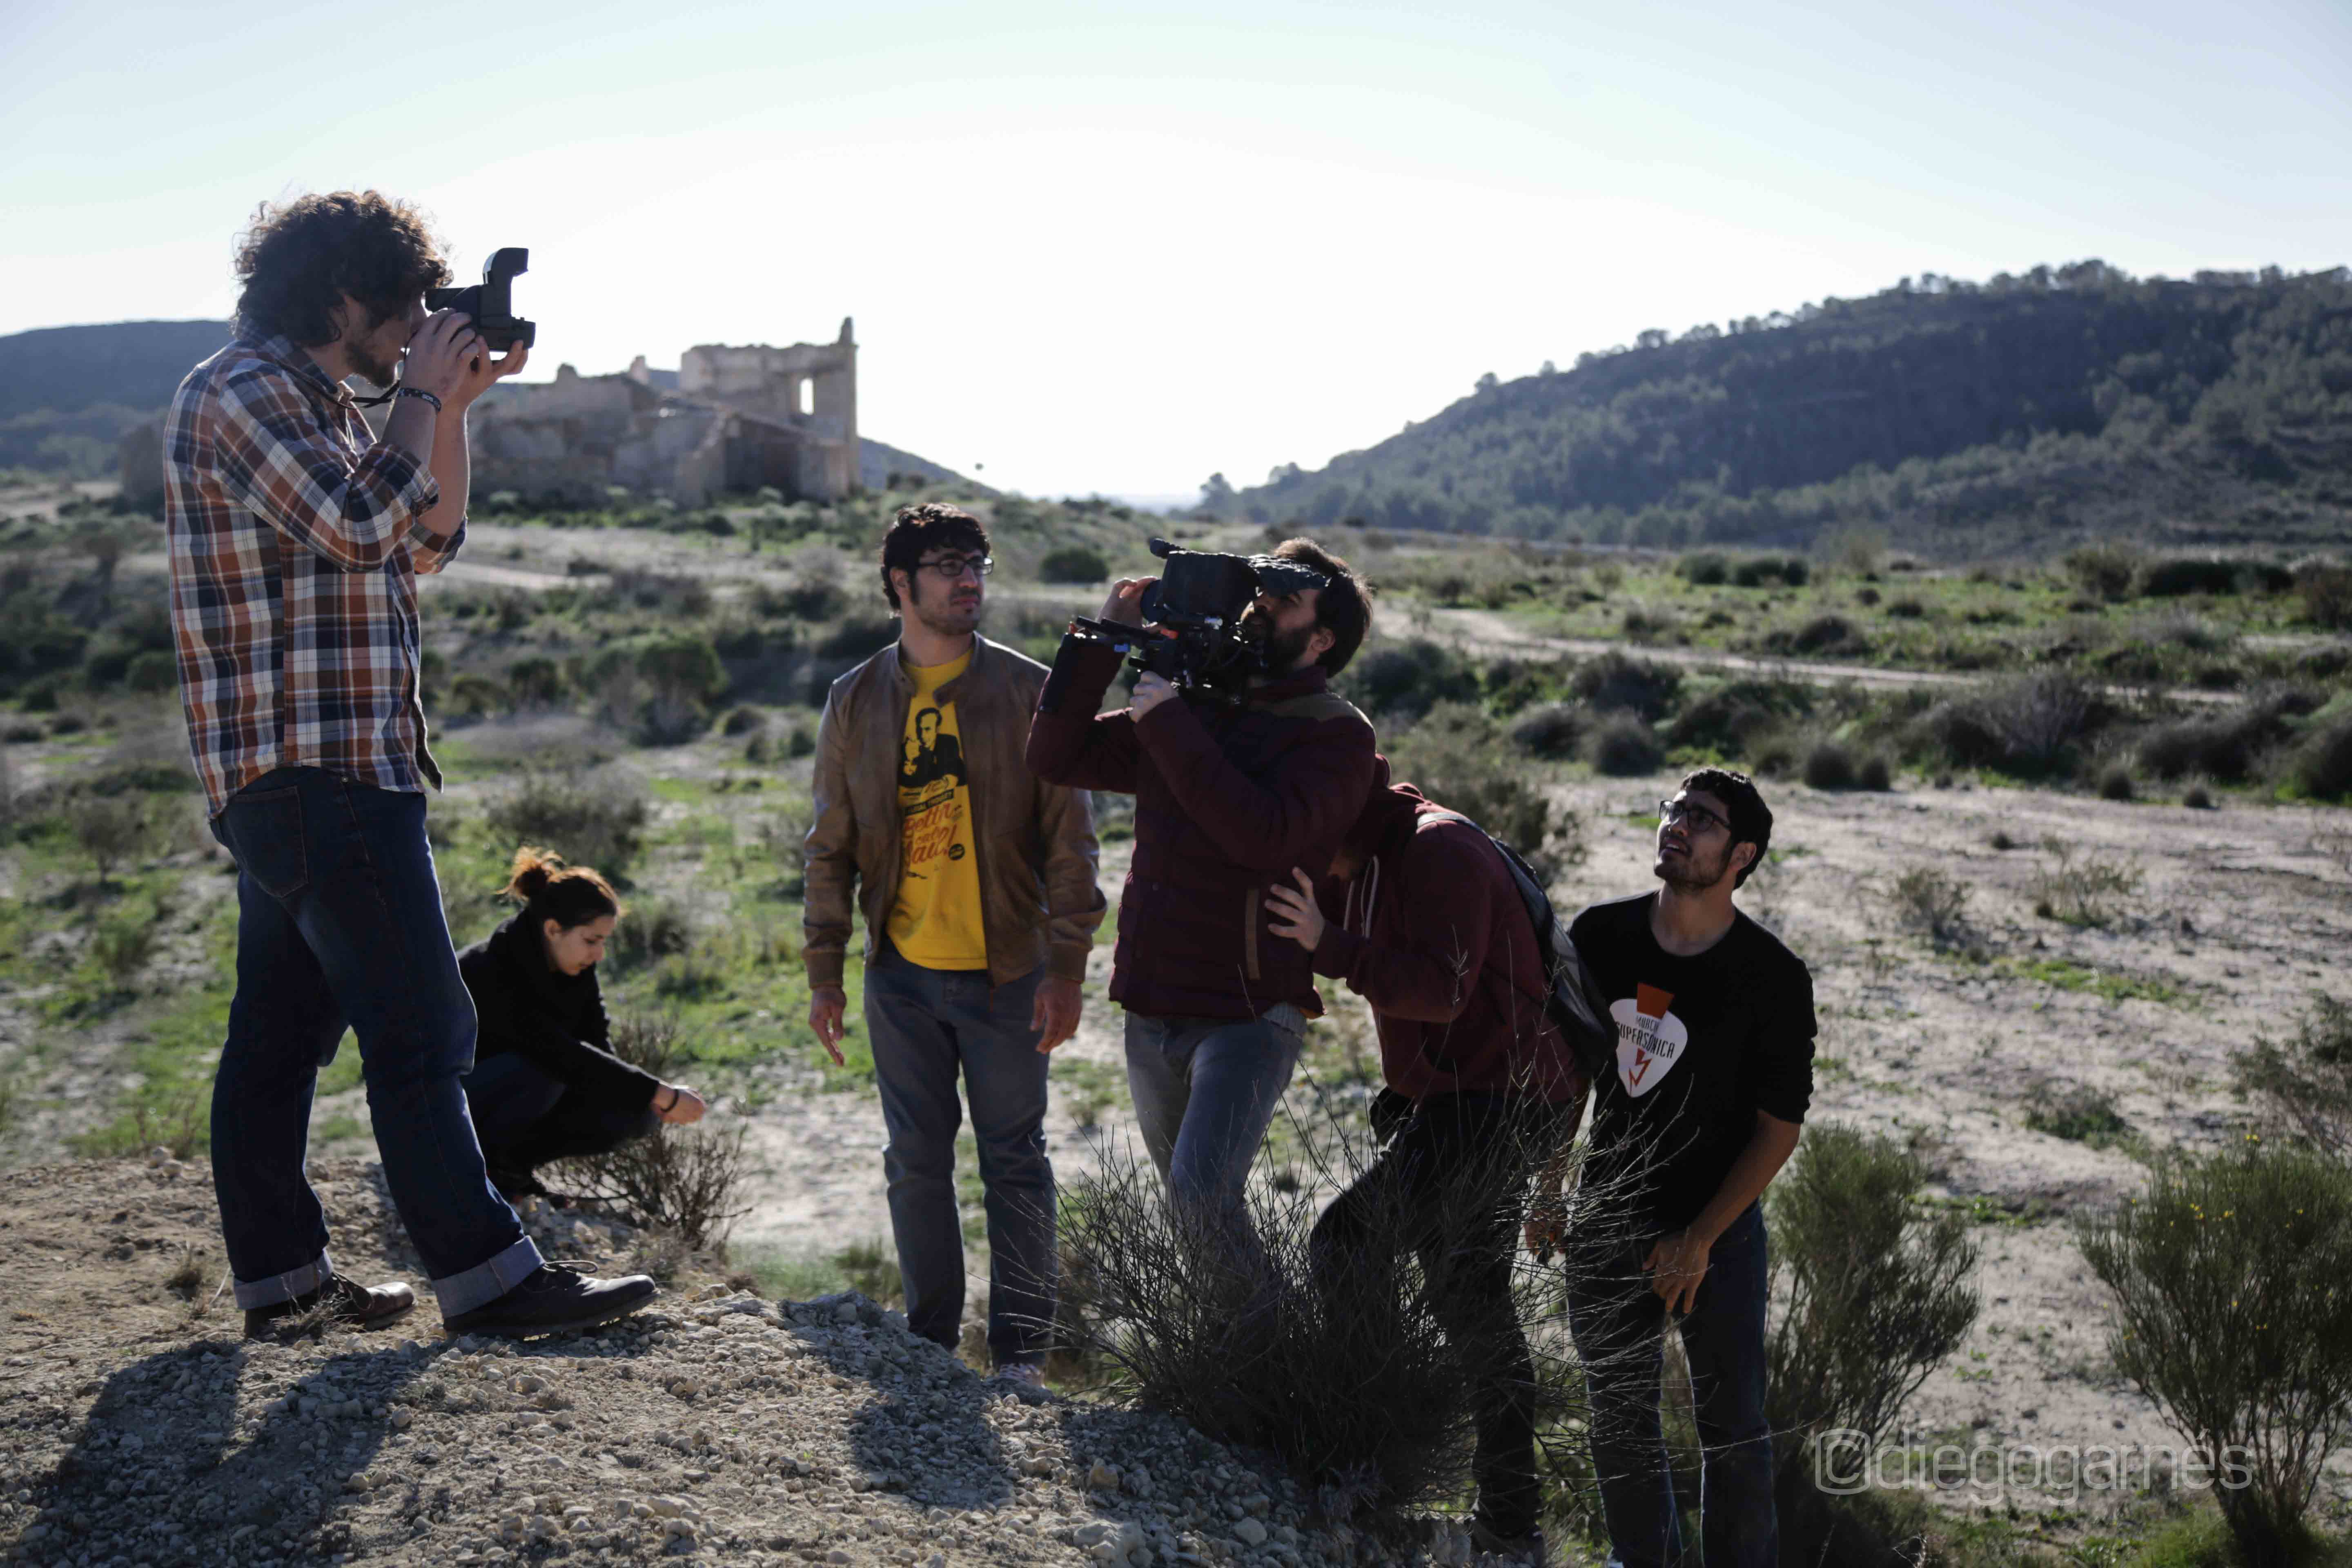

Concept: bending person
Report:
left=1266, top=762, right=1588, bottom=1564
left=459, top=848, right=706, bottom=1203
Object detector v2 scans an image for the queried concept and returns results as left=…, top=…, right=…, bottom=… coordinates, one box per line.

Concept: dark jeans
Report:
left=1311, top=1092, right=1563, bottom=1539
left=1566, top=1202, right=1775, bottom=1568
left=461, top=1053, right=659, bottom=1175
left=863, top=940, right=1054, bottom=1364
left=1123, top=1006, right=1305, bottom=1218
left=208, top=767, right=541, bottom=1314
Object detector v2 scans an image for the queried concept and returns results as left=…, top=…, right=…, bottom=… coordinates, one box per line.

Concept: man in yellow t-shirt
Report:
left=887, top=659, right=986, bottom=967
left=803, top=503, right=1106, bottom=1383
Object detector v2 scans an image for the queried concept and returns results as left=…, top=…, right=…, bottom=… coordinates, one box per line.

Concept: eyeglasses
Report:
left=915, top=554, right=993, bottom=581
left=1658, top=797, right=1731, bottom=836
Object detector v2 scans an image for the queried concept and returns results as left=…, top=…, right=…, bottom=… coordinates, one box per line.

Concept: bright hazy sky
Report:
left=4, top=0, right=2349, bottom=501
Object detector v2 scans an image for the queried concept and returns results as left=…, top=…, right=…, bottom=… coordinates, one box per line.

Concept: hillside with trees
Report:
left=1219, top=262, right=2352, bottom=558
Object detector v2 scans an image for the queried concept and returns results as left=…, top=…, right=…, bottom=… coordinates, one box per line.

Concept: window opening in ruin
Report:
left=798, top=379, right=813, bottom=416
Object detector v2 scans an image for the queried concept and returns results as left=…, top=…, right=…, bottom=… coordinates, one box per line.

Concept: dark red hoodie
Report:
left=1310, top=775, right=1586, bottom=1105
left=1026, top=637, right=1376, bottom=1019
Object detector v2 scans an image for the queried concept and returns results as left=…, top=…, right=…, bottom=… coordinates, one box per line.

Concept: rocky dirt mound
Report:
left=0, top=1159, right=1495, bottom=1568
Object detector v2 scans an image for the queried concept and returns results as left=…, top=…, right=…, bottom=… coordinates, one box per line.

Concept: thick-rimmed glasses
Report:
left=1658, top=796, right=1731, bottom=837
left=915, top=553, right=993, bottom=581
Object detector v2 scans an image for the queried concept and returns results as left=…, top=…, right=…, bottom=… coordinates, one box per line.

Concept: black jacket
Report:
left=457, top=916, right=660, bottom=1115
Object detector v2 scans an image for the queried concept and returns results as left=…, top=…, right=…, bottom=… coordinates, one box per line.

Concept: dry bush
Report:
left=1056, top=1103, right=1611, bottom=1532
left=2079, top=1147, right=2352, bottom=1568
left=2293, top=559, right=2352, bottom=630
left=2234, top=994, right=2352, bottom=1163
left=66, top=793, right=154, bottom=883
left=1886, top=867, right=1970, bottom=947
left=2030, top=836, right=2145, bottom=927
left=1569, top=650, right=1682, bottom=720
left=546, top=1014, right=749, bottom=1250
left=483, top=768, right=650, bottom=878
left=2286, top=708, right=2352, bottom=800
left=1917, top=671, right=2104, bottom=778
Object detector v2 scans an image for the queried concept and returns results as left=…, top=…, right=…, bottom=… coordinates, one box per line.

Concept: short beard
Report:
left=1657, top=843, right=1735, bottom=893
left=905, top=572, right=980, bottom=636
left=1256, top=621, right=1318, bottom=675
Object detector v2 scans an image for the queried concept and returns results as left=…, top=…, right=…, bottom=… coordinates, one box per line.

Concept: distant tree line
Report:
left=1220, top=263, right=2352, bottom=557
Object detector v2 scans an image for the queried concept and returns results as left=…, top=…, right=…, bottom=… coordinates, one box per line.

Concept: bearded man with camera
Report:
left=168, top=191, right=655, bottom=1339
left=1026, top=538, right=1377, bottom=1252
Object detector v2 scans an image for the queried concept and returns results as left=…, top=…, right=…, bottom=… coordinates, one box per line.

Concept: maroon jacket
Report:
left=1311, top=779, right=1586, bottom=1105
left=1026, top=638, right=1376, bottom=1019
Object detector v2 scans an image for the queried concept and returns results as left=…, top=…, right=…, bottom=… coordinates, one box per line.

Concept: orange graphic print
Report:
left=1611, top=984, right=1688, bottom=1097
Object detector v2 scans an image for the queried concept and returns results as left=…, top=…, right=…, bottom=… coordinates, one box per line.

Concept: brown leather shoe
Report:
left=243, top=1276, right=416, bottom=1339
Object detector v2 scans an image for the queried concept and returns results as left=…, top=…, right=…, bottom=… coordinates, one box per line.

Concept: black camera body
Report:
left=1061, top=537, right=1329, bottom=697
left=425, top=247, right=536, bottom=351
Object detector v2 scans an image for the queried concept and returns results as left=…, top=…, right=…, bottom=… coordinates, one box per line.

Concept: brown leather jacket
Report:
left=803, top=633, right=1105, bottom=990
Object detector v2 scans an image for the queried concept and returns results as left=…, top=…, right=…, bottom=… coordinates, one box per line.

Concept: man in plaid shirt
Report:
left=172, top=191, right=657, bottom=1338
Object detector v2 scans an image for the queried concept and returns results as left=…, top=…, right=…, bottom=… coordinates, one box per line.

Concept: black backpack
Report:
left=1424, top=810, right=1616, bottom=1082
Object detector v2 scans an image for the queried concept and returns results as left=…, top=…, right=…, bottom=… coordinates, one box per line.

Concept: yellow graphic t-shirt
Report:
left=886, top=650, right=988, bottom=970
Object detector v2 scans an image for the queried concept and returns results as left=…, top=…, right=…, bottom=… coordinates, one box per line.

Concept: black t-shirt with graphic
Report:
left=1568, top=892, right=1816, bottom=1234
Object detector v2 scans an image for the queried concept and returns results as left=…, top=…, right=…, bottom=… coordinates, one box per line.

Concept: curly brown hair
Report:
left=232, top=191, right=449, bottom=347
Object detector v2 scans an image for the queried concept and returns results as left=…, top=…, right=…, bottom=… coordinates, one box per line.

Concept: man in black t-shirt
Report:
left=1535, top=767, right=1813, bottom=1568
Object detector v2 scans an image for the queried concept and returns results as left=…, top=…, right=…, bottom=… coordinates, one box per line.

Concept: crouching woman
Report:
left=458, top=848, right=705, bottom=1201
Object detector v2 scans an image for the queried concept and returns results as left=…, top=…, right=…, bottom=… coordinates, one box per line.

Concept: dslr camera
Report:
left=425, top=247, right=536, bottom=351
left=1060, top=537, right=1329, bottom=697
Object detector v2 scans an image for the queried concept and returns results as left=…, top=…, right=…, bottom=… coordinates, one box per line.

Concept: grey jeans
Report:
left=1123, top=1005, right=1306, bottom=1225
left=864, top=941, right=1054, bottom=1364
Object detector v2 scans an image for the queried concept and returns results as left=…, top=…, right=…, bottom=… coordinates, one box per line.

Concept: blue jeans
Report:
left=1123, top=1006, right=1305, bottom=1233
left=1566, top=1202, right=1775, bottom=1568
left=461, top=1053, right=659, bottom=1174
left=863, top=941, right=1054, bottom=1363
left=208, top=768, right=541, bottom=1314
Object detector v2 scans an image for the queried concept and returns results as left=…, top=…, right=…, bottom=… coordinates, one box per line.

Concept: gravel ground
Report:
left=0, top=1160, right=1508, bottom=1568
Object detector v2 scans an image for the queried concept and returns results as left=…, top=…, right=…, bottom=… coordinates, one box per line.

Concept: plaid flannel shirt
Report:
left=166, top=334, right=465, bottom=817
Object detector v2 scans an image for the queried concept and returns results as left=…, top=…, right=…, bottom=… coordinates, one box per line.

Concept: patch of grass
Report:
left=830, top=1236, right=905, bottom=1307
left=2024, top=1086, right=2134, bottom=1150
left=2002, top=957, right=2179, bottom=1006
left=1051, top=1055, right=1123, bottom=1130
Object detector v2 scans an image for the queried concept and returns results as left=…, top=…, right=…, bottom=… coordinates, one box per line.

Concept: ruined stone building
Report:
left=118, top=319, right=864, bottom=509
left=463, top=318, right=861, bottom=505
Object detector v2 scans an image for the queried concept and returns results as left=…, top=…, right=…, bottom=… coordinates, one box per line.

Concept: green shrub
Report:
left=1663, top=678, right=1812, bottom=756
left=507, top=655, right=564, bottom=707
left=1676, top=550, right=1728, bottom=586
left=2024, top=1085, right=2131, bottom=1148
left=608, top=897, right=692, bottom=972
left=2138, top=695, right=2305, bottom=782
left=1766, top=1125, right=1979, bottom=1493
left=1856, top=754, right=1892, bottom=791
left=2183, top=783, right=2216, bottom=809
left=2234, top=993, right=2352, bottom=1162
left=483, top=771, right=650, bottom=878
left=124, top=649, right=176, bottom=695
left=2097, top=763, right=2136, bottom=801
left=1385, top=703, right=1584, bottom=884
left=1506, top=703, right=1582, bottom=760
left=2292, top=560, right=2352, bottom=629
left=814, top=619, right=899, bottom=661
left=2065, top=542, right=2143, bottom=601
left=1783, top=614, right=1865, bottom=657
left=1038, top=546, right=1111, bottom=584
left=756, top=577, right=851, bottom=622
left=1586, top=713, right=1664, bottom=776
left=2078, top=1147, right=2352, bottom=1568
left=2285, top=708, right=2352, bottom=799
left=2138, top=555, right=2243, bottom=598
left=1801, top=739, right=1858, bottom=790
left=1569, top=650, right=1682, bottom=720
left=90, top=905, right=160, bottom=987
left=1337, top=639, right=1482, bottom=723
left=720, top=704, right=765, bottom=737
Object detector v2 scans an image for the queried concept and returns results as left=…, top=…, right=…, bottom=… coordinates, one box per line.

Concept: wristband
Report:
left=393, top=385, right=444, bottom=414
left=658, top=1086, right=678, bottom=1114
